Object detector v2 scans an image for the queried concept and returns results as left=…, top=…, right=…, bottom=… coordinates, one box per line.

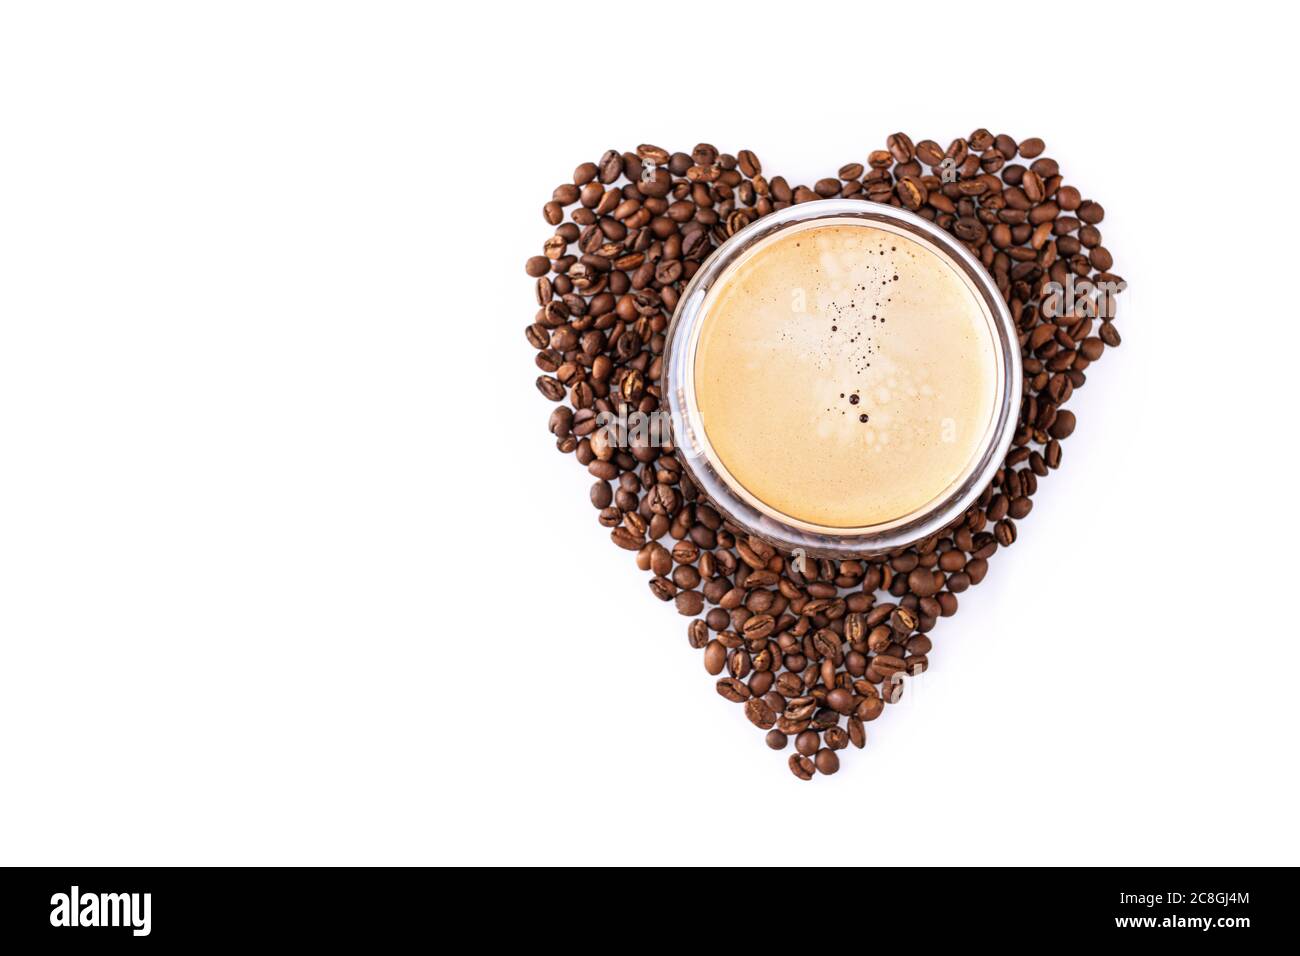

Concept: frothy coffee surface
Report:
left=692, top=219, right=997, bottom=528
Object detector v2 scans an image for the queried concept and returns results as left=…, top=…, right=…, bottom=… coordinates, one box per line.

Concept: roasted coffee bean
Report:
left=598, top=150, right=623, bottom=183
left=648, top=577, right=676, bottom=601
left=814, top=748, right=840, bottom=775
left=826, top=687, right=855, bottom=715
left=636, top=143, right=669, bottom=165
left=908, top=567, right=940, bottom=597
left=883, top=677, right=904, bottom=704
left=857, top=696, right=884, bottom=721
left=610, top=526, right=642, bottom=551
left=916, top=140, right=945, bottom=167
left=890, top=606, right=917, bottom=635
left=795, top=730, right=820, bottom=756
left=867, top=625, right=892, bottom=654
left=824, top=726, right=849, bottom=751
left=897, top=176, right=927, bottom=210
left=675, top=590, right=704, bottom=616
left=745, top=697, right=776, bottom=729
left=703, top=640, right=726, bottom=675
left=785, top=697, right=817, bottom=721
left=789, top=754, right=815, bottom=780
left=872, top=654, right=906, bottom=677
left=672, top=565, right=700, bottom=590
left=1050, top=409, right=1077, bottom=439
left=716, top=677, right=749, bottom=702
left=1078, top=200, right=1104, bottom=224
left=1018, top=137, right=1045, bottom=159
left=887, top=132, right=915, bottom=163
left=728, top=648, right=751, bottom=679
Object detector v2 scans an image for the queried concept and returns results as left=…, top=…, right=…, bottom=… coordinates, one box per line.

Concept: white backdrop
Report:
left=2, top=2, right=1296, bottom=866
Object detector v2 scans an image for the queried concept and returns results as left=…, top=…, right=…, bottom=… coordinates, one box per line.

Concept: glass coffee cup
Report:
left=662, top=199, right=1022, bottom=558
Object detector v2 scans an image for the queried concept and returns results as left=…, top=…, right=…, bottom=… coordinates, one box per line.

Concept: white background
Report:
left=2, top=2, right=1296, bottom=866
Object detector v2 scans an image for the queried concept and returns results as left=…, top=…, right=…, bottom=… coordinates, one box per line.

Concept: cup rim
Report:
left=661, top=198, right=1023, bottom=558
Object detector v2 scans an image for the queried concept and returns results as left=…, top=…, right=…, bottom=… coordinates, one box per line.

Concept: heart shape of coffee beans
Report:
left=525, top=132, right=1123, bottom=779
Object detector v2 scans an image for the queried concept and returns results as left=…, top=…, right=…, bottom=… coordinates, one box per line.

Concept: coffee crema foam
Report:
left=692, top=219, right=998, bottom=529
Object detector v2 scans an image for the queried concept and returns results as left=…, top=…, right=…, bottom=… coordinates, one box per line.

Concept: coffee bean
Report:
left=867, top=149, right=892, bottom=169
left=765, top=729, right=788, bottom=750
left=866, top=625, right=891, bottom=654
left=789, top=754, right=815, bottom=780
left=597, top=150, right=623, bottom=183
left=821, top=726, right=846, bottom=751
left=703, top=640, right=726, bottom=675
left=873, top=654, right=906, bottom=677
left=552, top=183, right=580, bottom=205
left=908, top=567, right=940, bottom=597
left=1049, top=409, right=1076, bottom=439
left=857, top=697, right=884, bottom=721
left=795, top=730, right=820, bottom=756
left=785, top=697, right=817, bottom=721
left=649, top=577, right=677, bottom=601
left=887, top=132, right=915, bottom=164
left=883, top=678, right=904, bottom=704
left=1022, top=169, right=1045, bottom=203
left=636, top=144, right=669, bottom=165
left=675, top=590, right=704, bottom=616
left=814, top=748, right=840, bottom=775
left=890, top=606, right=917, bottom=635
left=745, top=698, right=776, bottom=729
left=824, top=687, right=853, bottom=715
left=1018, top=137, right=1045, bottom=159
left=916, top=140, right=945, bottom=167
left=716, top=677, right=749, bottom=702
left=610, top=526, right=643, bottom=551
left=1078, top=200, right=1104, bottom=224
left=897, top=176, right=927, bottom=211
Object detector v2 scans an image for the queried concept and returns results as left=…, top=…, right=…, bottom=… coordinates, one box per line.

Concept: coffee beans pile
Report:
left=525, top=133, right=1123, bottom=779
